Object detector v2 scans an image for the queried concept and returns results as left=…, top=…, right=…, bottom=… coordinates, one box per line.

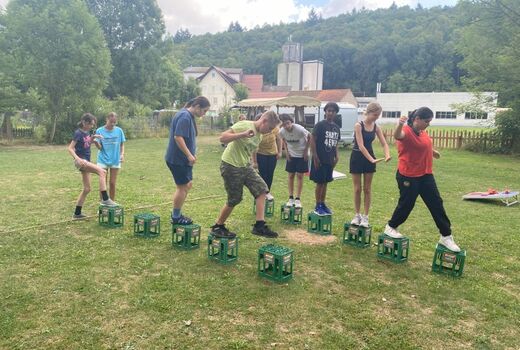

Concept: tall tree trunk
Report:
left=48, top=113, right=59, bottom=143
left=0, top=112, right=14, bottom=142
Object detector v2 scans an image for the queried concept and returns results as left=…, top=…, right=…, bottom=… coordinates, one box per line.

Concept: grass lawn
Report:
left=1, top=136, right=519, bottom=349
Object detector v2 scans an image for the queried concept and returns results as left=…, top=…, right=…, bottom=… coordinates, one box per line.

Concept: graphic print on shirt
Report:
left=324, top=130, right=339, bottom=151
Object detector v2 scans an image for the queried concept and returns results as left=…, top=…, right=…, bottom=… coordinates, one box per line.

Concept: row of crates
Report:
left=97, top=204, right=465, bottom=278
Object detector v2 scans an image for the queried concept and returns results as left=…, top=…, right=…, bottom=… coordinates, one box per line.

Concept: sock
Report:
left=255, top=220, right=265, bottom=227
left=173, top=208, right=181, bottom=219
left=295, top=197, right=300, bottom=200
left=74, top=206, right=82, bottom=215
left=101, top=191, right=109, bottom=201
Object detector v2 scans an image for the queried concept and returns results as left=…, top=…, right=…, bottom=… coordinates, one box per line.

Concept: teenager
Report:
left=165, top=96, right=210, bottom=225
left=68, top=113, right=118, bottom=220
left=384, top=107, right=461, bottom=252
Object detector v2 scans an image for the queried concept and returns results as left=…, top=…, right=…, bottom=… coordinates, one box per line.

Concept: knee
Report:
left=186, top=181, right=193, bottom=191
left=227, top=196, right=242, bottom=207
left=353, top=186, right=362, bottom=195
left=83, top=186, right=91, bottom=194
left=296, top=173, right=303, bottom=180
left=363, top=187, right=372, bottom=196
left=99, top=168, right=107, bottom=177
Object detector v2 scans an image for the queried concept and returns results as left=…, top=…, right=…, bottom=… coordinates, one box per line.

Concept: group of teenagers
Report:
left=68, top=96, right=461, bottom=253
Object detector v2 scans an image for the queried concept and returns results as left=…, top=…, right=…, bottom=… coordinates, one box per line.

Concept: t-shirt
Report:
left=312, top=120, right=340, bottom=165
left=73, top=129, right=93, bottom=161
left=96, top=126, right=126, bottom=166
left=221, top=120, right=262, bottom=167
left=165, top=109, right=196, bottom=166
left=256, top=127, right=279, bottom=156
left=280, top=123, right=310, bottom=158
left=397, top=125, right=433, bottom=177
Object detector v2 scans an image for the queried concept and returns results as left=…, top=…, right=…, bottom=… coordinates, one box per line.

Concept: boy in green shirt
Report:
left=211, top=111, right=281, bottom=238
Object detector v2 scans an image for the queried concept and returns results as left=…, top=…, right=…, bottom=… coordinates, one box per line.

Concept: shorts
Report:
left=97, top=162, right=121, bottom=169
left=285, top=157, right=309, bottom=174
left=166, top=162, right=193, bottom=185
left=220, top=161, right=268, bottom=207
left=310, top=162, right=333, bottom=184
left=349, top=150, right=376, bottom=174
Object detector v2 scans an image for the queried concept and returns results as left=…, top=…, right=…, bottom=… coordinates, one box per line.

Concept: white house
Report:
left=374, top=92, right=498, bottom=127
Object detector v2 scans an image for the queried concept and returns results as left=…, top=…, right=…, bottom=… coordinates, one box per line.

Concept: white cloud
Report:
left=322, top=0, right=419, bottom=18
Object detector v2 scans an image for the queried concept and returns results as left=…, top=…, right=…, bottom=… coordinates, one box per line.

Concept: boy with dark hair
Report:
left=309, top=102, right=341, bottom=215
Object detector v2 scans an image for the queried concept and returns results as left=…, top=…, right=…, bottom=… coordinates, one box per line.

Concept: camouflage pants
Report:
left=220, top=161, right=268, bottom=207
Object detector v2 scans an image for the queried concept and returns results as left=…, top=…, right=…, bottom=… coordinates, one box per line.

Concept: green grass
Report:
left=1, top=136, right=519, bottom=349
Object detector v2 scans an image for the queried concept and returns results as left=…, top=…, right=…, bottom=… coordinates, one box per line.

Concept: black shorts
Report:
left=349, top=150, right=376, bottom=174
left=166, top=162, right=193, bottom=185
left=310, top=162, right=333, bottom=184
left=285, top=157, right=309, bottom=173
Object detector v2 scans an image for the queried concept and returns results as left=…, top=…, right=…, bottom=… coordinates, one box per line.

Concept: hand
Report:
left=243, top=130, right=255, bottom=138
left=433, top=150, right=441, bottom=159
left=398, top=115, right=408, bottom=125
left=303, top=153, right=308, bottom=162
left=252, top=162, right=258, bottom=169
left=188, top=154, right=196, bottom=165
left=286, top=154, right=292, bottom=163
left=120, top=154, right=125, bottom=163
left=276, top=152, right=281, bottom=160
left=76, top=158, right=87, bottom=167
left=385, top=155, right=392, bottom=162
left=92, top=134, right=104, bottom=139
left=313, top=157, right=320, bottom=169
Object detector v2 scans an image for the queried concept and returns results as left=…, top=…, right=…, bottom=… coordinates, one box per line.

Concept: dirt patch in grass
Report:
left=283, top=228, right=337, bottom=245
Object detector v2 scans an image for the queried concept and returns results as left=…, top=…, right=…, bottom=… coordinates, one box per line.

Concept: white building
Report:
left=374, top=92, right=498, bottom=127
left=277, top=41, right=323, bottom=91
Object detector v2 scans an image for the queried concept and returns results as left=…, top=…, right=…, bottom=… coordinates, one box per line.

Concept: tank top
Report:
left=352, top=121, right=376, bottom=153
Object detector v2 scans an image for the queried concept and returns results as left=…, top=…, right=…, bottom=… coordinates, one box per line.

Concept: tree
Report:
left=306, top=8, right=321, bottom=25
left=173, top=28, right=192, bottom=44
left=179, top=78, right=201, bottom=106
left=227, top=21, right=244, bottom=32
left=2, top=0, right=111, bottom=143
left=233, top=83, right=249, bottom=103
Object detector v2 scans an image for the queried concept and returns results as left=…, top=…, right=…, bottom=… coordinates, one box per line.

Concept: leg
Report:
left=173, top=182, right=193, bottom=213
left=388, top=172, right=420, bottom=229
left=108, top=168, right=119, bottom=200
left=217, top=162, right=245, bottom=225
left=216, top=204, right=234, bottom=225
left=295, top=172, right=304, bottom=198
left=419, top=174, right=452, bottom=237
left=257, top=154, right=270, bottom=189
left=287, top=172, right=295, bottom=197
left=315, top=183, right=324, bottom=204
left=362, top=173, right=374, bottom=216
left=81, top=161, right=108, bottom=192
left=255, top=193, right=267, bottom=221
left=321, top=183, right=328, bottom=203
left=75, top=171, right=92, bottom=207
left=352, top=173, right=362, bottom=214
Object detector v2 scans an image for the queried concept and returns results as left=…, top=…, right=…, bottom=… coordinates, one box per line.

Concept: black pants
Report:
left=388, top=172, right=451, bottom=237
left=257, top=153, right=277, bottom=191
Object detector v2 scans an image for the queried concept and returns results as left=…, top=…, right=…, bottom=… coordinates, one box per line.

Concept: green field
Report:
left=1, top=136, right=519, bottom=349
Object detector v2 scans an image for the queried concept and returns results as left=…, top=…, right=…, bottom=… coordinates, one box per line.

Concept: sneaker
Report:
left=439, top=235, right=461, bottom=252
left=384, top=224, right=403, bottom=238
left=286, top=198, right=295, bottom=207
left=171, top=215, right=193, bottom=225
left=100, top=198, right=119, bottom=206
left=266, top=192, right=274, bottom=201
left=294, top=199, right=302, bottom=208
left=322, top=203, right=333, bottom=215
left=360, top=215, right=369, bottom=228
left=313, top=204, right=327, bottom=216
left=72, top=213, right=87, bottom=220
left=251, top=224, right=278, bottom=238
left=350, top=214, right=361, bottom=226
left=210, top=224, right=236, bottom=239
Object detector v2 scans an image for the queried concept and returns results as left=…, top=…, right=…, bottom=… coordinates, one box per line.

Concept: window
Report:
left=382, top=111, right=401, bottom=118
left=465, top=112, right=488, bottom=120
left=435, top=111, right=457, bottom=119
left=213, top=97, right=218, bottom=104
left=211, top=72, right=216, bottom=78
left=304, top=114, right=315, bottom=127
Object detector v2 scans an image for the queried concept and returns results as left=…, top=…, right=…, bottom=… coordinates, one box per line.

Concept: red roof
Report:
left=242, top=75, right=263, bottom=92
left=248, top=91, right=290, bottom=99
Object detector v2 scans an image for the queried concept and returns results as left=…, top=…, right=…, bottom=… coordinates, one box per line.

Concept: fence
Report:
left=382, top=129, right=511, bottom=151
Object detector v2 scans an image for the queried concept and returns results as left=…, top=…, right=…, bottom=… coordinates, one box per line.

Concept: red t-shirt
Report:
left=396, top=125, right=433, bottom=177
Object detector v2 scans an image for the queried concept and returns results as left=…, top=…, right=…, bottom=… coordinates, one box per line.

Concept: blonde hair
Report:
left=365, top=102, right=382, bottom=116
left=261, top=111, right=280, bottom=127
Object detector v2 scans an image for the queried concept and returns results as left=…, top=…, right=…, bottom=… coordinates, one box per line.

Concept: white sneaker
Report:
left=266, top=193, right=274, bottom=201
left=439, top=235, right=461, bottom=252
left=350, top=214, right=361, bottom=226
left=384, top=224, right=403, bottom=238
left=360, top=215, right=369, bottom=228
left=294, top=199, right=302, bottom=208
left=100, top=198, right=119, bottom=206
left=286, top=198, right=295, bottom=207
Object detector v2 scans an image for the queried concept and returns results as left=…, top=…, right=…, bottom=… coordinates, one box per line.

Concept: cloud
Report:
left=157, top=0, right=313, bottom=35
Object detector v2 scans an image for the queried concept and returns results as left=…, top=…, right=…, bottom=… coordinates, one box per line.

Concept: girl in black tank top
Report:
left=349, top=103, right=392, bottom=228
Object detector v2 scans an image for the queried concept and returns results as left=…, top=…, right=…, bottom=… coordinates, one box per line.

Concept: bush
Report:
left=33, top=125, right=48, bottom=144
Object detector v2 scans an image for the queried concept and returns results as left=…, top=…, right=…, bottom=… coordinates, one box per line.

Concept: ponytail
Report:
left=184, top=96, right=210, bottom=137
left=408, top=107, right=433, bottom=126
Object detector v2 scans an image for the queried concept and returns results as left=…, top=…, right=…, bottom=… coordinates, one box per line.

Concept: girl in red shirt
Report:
left=384, top=107, right=461, bottom=252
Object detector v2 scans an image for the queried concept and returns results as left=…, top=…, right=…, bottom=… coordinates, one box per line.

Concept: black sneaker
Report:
left=171, top=215, right=193, bottom=225
left=72, top=213, right=87, bottom=220
left=251, top=224, right=278, bottom=238
left=210, top=224, right=236, bottom=239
